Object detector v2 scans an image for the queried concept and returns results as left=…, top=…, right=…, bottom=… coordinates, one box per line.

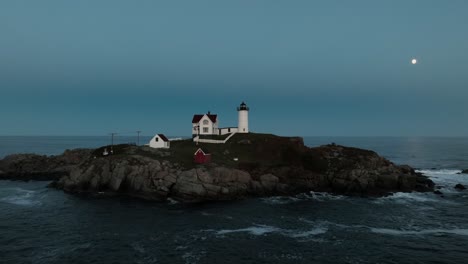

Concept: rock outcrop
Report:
left=0, top=149, right=92, bottom=181
left=0, top=135, right=435, bottom=202
left=460, top=169, right=468, bottom=174
left=455, top=184, right=466, bottom=190
left=50, top=144, right=434, bottom=202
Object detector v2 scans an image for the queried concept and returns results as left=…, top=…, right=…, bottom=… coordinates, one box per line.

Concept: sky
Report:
left=1, top=0, right=467, bottom=136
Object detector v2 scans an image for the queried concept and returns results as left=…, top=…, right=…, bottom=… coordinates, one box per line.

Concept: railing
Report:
left=193, top=132, right=237, bottom=144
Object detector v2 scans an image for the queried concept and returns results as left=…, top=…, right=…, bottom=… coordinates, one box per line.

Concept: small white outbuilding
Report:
left=149, top=134, right=170, bottom=149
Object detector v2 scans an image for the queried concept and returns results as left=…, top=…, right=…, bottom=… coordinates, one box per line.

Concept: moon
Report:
left=411, top=58, right=418, bottom=65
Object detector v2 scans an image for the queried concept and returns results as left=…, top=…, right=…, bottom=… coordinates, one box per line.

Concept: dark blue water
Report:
left=1, top=137, right=468, bottom=263
left=304, top=137, right=468, bottom=170
left=0, top=136, right=155, bottom=159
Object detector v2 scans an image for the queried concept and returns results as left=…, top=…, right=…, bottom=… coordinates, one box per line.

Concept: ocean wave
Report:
left=288, top=227, right=328, bottom=238
left=166, top=198, right=179, bottom=205
left=417, top=169, right=462, bottom=176
left=182, top=250, right=206, bottom=264
left=417, top=169, right=468, bottom=193
left=208, top=224, right=328, bottom=240
left=0, top=188, right=42, bottom=206
left=306, top=192, right=345, bottom=201
left=298, top=218, right=351, bottom=229
left=261, top=192, right=344, bottom=205
left=373, top=192, right=441, bottom=203
left=215, top=225, right=281, bottom=236
left=260, top=196, right=301, bottom=205
left=370, top=227, right=468, bottom=236
left=297, top=218, right=468, bottom=238
left=199, top=211, right=233, bottom=220
left=131, top=242, right=146, bottom=254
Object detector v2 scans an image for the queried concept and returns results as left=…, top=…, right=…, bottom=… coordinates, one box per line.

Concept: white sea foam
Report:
left=166, top=198, right=179, bottom=205
left=261, top=192, right=344, bottom=205
left=374, top=192, right=440, bottom=203
left=200, top=212, right=213, bottom=216
left=370, top=168, right=468, bottom=204
left=209, top=224, right=327, bottom=240
left=306, top=191, right=345, bottom=201
left=297, top=216, right=468, bottom=238
left=261, top=196, right=301, bottom=205
left=215, top=225, right=280, bottom=236
left=288, top=227, right=328, bottom=238
left=371, top=227, right=468, bottom=236
left=199, top=211, right=233, bottom=220
left=298, top=218, right=351, bottom=229
left=0, top=188, right=41, bottom=206
left=417, top=169, right=468, bottom=184
left=417, top=169, right=462, bottom=176
left=417, top=168, right=468, bottom=194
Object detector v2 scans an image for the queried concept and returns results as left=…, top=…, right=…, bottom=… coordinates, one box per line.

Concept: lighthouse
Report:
left=237, top=101, right=249, bottom=133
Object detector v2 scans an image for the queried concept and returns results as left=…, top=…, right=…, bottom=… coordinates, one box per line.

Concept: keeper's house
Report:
left=191, top=102, right=250, bottom=137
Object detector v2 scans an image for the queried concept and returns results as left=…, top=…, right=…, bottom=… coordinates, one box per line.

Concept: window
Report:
left=203, top=127, right=209, bottom=133
left=155, top=137, right=159, bottom=142
left=203, top=120, right=209, bottom=125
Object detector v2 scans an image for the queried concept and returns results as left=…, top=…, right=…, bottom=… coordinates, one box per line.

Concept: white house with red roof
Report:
left=192, top=102, right=250, bottom=138
left=149, top=134, right=170, bottom=148
left=192, top=111, right=219, bottom=136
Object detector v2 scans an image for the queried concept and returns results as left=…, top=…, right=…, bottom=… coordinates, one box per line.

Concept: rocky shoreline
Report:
left=0, top=149, right=91, bottom=181
left=0, top=134, right=436, bottom=202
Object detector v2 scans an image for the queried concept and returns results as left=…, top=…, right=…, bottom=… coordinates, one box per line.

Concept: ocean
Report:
left=1, top=136, right=468, bottom=263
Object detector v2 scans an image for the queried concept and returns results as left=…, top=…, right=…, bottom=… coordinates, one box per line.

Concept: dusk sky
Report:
left=1, top=0, right=467, bottom=136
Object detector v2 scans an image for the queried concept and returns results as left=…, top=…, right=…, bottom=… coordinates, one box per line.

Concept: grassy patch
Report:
left=198, top=134, right=231, bottom=140
left=89, top=133, right=320, bottom=172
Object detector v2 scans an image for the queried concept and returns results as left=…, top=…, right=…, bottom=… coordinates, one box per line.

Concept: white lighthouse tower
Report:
left=237, top=101, right=249, bottom=133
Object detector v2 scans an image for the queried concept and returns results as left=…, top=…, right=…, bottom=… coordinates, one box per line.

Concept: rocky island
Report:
left=0, top=133, right=434, bottom=202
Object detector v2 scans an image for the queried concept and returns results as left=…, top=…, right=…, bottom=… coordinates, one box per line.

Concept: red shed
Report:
left=194, top=148, right=211, bottom=164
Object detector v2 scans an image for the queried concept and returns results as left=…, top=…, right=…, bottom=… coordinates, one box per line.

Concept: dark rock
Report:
left=399, top=165, right=415, bottom=174
left=0, top=149, right=92, bottom=181
left=433, top=190, right=443, bottom=195
left=455, top=184, right=466, bottom=190
left=1, top=136, right=435, bottom=202
left=461, top=169, right=468, bottom=174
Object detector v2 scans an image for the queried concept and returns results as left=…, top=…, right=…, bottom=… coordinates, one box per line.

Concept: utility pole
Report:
left=136, top=131, right=141, bottom=146
left=110, top=133, right=117, bottom=147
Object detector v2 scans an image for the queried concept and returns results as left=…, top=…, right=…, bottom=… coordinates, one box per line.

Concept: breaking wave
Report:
left=215, top=225, right=281, bottom=236
left=417, top=168, right=468, bottom=194
left=370, top=227, right=468, bottom=236
left=0, top=187, right=42, bottom=206
left=373, top=192, right=441, bottom=204
left=207, top=224, right=328, bottom=239
left=417, top=169, right=462, bottom=176
left=261, top=192, right=344, bottom=205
